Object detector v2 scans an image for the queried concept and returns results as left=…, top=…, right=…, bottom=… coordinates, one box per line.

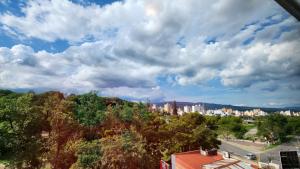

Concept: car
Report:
left=245, top=153, right=256, bottom=160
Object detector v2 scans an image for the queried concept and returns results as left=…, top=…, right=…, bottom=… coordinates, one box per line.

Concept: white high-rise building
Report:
left=183, top=105, right=191, bottom=113
left=258, top=110, right=267, bottom=116
left=164, top=103, right=171, bottom=113
left=281, top=110, right=291, bottom=116
left=151, top=104, right=157, bottom=110
left=191, top=106, right=196, bottom=112
left=195, top=105, right=202, bottom=112
left=178, top=108, right=184, bottom=116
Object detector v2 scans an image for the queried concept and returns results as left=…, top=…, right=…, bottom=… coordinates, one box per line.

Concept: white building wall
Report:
left=184, top=106, right=191, bottom=113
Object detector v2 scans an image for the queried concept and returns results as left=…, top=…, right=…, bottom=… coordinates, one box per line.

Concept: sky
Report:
left=0, top=0, right=300, bottom=107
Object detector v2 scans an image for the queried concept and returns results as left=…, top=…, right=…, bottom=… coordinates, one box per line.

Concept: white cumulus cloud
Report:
left=0, top=0, right=300, bottom=103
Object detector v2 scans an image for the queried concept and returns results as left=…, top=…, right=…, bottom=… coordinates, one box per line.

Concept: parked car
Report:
left=245, top=153, right=256, bottom=160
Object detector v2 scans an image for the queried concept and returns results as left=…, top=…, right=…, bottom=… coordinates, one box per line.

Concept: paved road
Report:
left=220, top=141, right=251, bottom=157
left=220, top=139, right=300, bottom=166
left=259, top=143, right=299, bottom=165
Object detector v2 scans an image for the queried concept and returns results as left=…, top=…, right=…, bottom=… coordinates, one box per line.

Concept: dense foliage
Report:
left=0, top=90, right=220, bottom=169
left=217, top=116, right=247, bottom=139
left=257, top=114, right=300, bottom=144
left=1, top=89, right=298, bottom=168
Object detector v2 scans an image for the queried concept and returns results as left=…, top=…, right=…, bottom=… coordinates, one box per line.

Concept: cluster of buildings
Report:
left=205, top=108, right=268, bottom=117
left=152, top=103, right=300, bottom=117
left=183, top=104, right=206, bottom=115
left=152, top=103, right=206, bottom=116
left=279, top=110, right=300, bottom=116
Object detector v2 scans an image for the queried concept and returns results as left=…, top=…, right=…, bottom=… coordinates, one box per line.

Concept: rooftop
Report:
left=172, top=150, right=258, bottom=169
left=203, top=158, right=257, bottom=169
left=172, top=150, right=223, bottom=169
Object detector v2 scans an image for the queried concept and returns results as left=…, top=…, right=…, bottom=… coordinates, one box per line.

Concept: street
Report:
left=259, top=142, right=299, bottom=165
left=220, top=141, right=252, bottom=157
left=220, top=139, right=300, bottom=166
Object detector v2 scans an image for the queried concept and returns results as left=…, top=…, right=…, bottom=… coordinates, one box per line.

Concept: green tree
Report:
left=74, top=92, right=106, bottom=126
left=0, top=89, right=13, bottom=97
left=0, top=90, right=224, bottom=169
left=218, top=116, right=247, bottom=139
left=257, top=114, right=288, bottom=144
left=286, top=116, right=300, bottom=135
left=0, top=93, right=43, bottom=168
left=192, top=125, right=221, bottom=150
left=119, top=103, right=134, bottom=123
left=204, top=116, right=220, bottom=130
left=133, top=102, right=150, bottom=121
left=71, top=140, right=102, bottom=169
left=160, top=113, right=220, bottom=160
left=74, top=92, right=106, bottom=140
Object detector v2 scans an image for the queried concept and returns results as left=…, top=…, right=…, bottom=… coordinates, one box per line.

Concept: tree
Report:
left=286, top=116, right=300, bottom=135
left=192, top=125, right=221, bottom=150
left=0, top=93, right=44, bottom=169
left=71, top=140, right=102, bottom=169
left=218, top=116, right=247, bottom=139
left=74, top=92, right=106, bottom=140
left=160, top=113, right=220, bottom=160
left=44, top=92, right=80, bottom=169
left=204, top=116, right=219, bottom=130
left=119, top=103, right=134, bottom=123
left=0, top=90, right=224, bottom=169
left=74, top=92, right=106, bottom=127
left=133, top=102, right=150, bottom=121
left=257, top=114, right=288, bottom=144
left=99, top=128, right=148, bottom=169
left=171, top=101, right=178, bottom=116
left=140, top=112, right=168, bottom=168
left=0, top=89, right=13, bottom=97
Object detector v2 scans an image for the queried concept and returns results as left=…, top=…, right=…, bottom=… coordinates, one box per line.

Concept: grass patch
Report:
left=244, top=124, right=255, bottom=131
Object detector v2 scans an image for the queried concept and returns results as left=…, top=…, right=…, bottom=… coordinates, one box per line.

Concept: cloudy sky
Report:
left=0, top=0, right=300, bottom=107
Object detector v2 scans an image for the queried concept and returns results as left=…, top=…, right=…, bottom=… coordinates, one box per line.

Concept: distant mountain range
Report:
left=154, top=101, right=300, bottom=113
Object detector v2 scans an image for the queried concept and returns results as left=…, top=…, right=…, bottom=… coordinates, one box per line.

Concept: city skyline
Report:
left=0, top=0, right=300, bottom=107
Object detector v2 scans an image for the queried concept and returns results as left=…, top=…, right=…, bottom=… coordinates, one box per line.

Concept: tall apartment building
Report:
left=164, top=103, right=171, bottom=113
left=183, top=105, right=191, bottom=113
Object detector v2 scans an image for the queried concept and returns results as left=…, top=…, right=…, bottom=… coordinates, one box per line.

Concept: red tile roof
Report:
left=173, top=150, right=223, bottom=169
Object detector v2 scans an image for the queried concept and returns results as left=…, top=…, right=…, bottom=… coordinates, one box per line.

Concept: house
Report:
left=170, top=149, right=258, bottom=169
